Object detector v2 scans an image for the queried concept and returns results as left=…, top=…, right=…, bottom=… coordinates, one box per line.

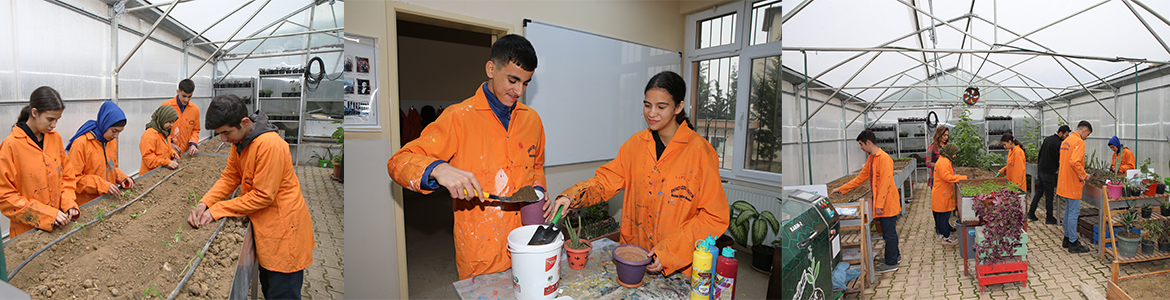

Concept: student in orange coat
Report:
left=139, top=106, right=180, bottom=176
left=1108, top=136, right=1135, bottom=175
left=544, top=71, right=730, bottom=277
left=832, top=130, right=901, bottom=273
left=997, top=133, right=1027, bottom=193
left=1057, top=121, right=1093, bottom=254
left=386, top=34, right=548, bottom=280
left=162, top=79, right=201, bottom=156
left=0, top=86, right=80, bottom=237
left=188, top=95, right=314, bottom=299
left=932, top=144, right=966, bottom=245
left=67, top=101, right=134, bottom=206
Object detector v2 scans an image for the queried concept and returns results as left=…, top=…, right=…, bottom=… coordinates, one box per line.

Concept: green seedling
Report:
left=173, top=229, right=184, bottom=243
left=161, top=239, right=172, bottom=248
left=121, top=189, right=137, bottom=198
left=93, top=208, right=107, bottom=221
left=187, top=189, right=202, bottom=202
left=142, top=284, right=161, bottom=299
left=131, top=208, right=148, bottom=219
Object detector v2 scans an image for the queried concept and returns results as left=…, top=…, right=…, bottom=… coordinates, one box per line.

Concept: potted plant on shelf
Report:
left=260, top=89, right=273, bottom=97
left=729, top=199, right=780, bottom=274
left=563, top=215, right=592, bottom=270
left=1160, top=220, right=1170, bottom=253
left=899, top=132, right=909, bottom=137
left=331, top=121, right=343, bottom=182
left=1116, top=210, right=1142, bottom=258
left=971, top=187, right=1029, bottom=290
left=1141, top=219, right=1162, bottom=255
left=1162, top=201, right=1170, bottom=217
left=1142, top=203, right=1155, bottom=219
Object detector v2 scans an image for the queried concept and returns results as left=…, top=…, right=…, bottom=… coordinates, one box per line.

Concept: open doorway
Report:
left=396, top=14, right=495, bottom=299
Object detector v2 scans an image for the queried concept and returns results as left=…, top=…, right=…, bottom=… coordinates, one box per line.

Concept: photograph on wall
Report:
left=356, top=57, right=370, bottom=73
left=344, top=55, right=354, bottom=72
left=344, top=78, right=354, bottom=94
left=356, top=79, right=370, bottom=95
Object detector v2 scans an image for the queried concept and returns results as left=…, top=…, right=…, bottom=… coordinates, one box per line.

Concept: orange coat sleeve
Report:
left=561, top=151, right=628, bottom=209
left=931, top=158, right=966, bottom=212
left=205, top=142, right=284, bottom=218
left=653, top=150, right=730, bottom=276
left=69, top=140, right=113, bottom=196
left=387, top=113, right=461, bottom=193
left=60, top=148, right=79, bottom=211
left=870, top=156, right=895, bottom=214
left=188, top=106, right=201, bottom=146
left=0, top=145, right=60, bottom=231
left=140, top=130, right=173, bottom=174
left=1122, top=149, right=1136, bottom=173
left=838, top=155, right=873, bottom=194
left=936, top=159, right=968, bottom=184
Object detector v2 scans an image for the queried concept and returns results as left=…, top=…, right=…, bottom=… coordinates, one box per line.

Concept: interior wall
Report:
left=397, top=35, right=489, bottom=110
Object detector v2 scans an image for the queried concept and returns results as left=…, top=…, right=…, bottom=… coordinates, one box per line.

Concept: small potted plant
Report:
left=899, top=132, right=909, bottom=137
left=331, top=122, right=343, bottom=182
left=1142, top=203, right=1154, bottom=219
left=563, top=215, right=592, bottom=270
left=310, top=150, right=333, bottom=168
left=1141, top=219, right=1159, bottom=255
left=1161, top=201, right=1170, bottom=217
left=1116, top=210, right=1142, bottom=258
left=1160, top=220, right=1170, bottom=253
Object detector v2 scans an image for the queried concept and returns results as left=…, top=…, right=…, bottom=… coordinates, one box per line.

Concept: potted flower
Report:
left=1116, top=210, right=1142, bottom=258
left=563, top=215, right=592, bottom=270
left=1141, top=219, right=1160, bottom=255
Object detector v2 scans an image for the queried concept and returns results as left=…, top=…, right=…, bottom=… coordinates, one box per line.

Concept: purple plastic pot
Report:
left=520, top=199, right=547, bottom=226
left=612, top=244, right=652, bottom=287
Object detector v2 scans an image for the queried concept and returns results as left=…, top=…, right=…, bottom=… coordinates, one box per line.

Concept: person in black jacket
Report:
left=1030, top=125, right=1071, bottom=224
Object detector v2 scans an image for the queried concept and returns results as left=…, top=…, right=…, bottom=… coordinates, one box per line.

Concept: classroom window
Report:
left=694, top=56, right=740, bottom=170
left=697, top=13, right=737, bottom=49
left=745, top=55, right=781, bottom=174
left=750, top=0, right=782, bottom=45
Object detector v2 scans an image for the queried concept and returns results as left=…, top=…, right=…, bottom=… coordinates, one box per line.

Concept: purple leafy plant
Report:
left=972, top=189, right=1026, bottom=265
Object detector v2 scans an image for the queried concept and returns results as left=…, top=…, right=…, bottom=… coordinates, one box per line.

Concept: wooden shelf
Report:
left=841, top=230, right=863, bottom=247
left=1102, top=244, right=1170, bottom=264
left=1098, top=191, right=1170, bottom=284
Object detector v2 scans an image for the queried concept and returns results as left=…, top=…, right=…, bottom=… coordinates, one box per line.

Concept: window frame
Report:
left=685, top=0, right=782, bottom=186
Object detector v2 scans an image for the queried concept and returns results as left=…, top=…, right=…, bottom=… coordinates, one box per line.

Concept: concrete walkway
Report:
left=845, top=184, right=1168, bottom=299
left=297, top=166, right=345, bottom=299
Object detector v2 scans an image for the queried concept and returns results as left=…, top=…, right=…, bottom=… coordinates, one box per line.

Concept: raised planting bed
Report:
left=3, top=154, right=244, bottom=299
left=1109, top=270, right=1170, bottom=300
left=197, top=139, right=233, bottom=156
left=826, top=160, right=912, bottom=204
left=954, top=166, right=999, bottom=180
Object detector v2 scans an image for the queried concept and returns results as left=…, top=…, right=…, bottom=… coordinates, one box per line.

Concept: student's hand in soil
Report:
left=831, top=188, right=842, bottom=195
left=171, top=151, right=182, bottom=161
left=55, top=211, right=68, bottom=227
left=188, top=203, right=214, bottom=228
left=187, top=146, right=200, bottom=156
left=431, top=163, right=484, bottom=202
left=167, top=161, right=179, bottom=169
left=171, top=143, right=182, bottom=156
left=107, top=184, right=120, bottom=195
left=67, top=208, right=79, bottom=220
left=120, top=177, right=135, bottom=189
left=543, top=196, right=571, bottom=223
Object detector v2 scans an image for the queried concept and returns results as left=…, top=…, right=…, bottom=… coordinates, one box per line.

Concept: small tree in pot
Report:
left=563, top=215, right=592, bottom=270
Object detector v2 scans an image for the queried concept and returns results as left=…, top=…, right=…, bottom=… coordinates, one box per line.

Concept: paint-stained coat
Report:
left=1057, top=133, right=1088, bottom=199
left=139, top=127, right=173, bottom=176
left=932, top=156, right=966, bottom=213
left=559, top=122, right=729, bottom=277
left=0, top=126, right=79, bottom=237
left=998, top=145, right=1027, bottom=192
left=387, top=85, right=546, bottom=280
left=1112, top=148, right=1135, bottom=175
left=839, top=149, right=901, bottom=218
left=162, top=97, right=201, bottom=154
left=201, top=131, right=314, bottom=273
left=69, top=132, right=128, bottom=206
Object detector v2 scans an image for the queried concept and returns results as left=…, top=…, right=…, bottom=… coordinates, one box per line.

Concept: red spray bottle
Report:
left=711, top=247, right=737, bottom=300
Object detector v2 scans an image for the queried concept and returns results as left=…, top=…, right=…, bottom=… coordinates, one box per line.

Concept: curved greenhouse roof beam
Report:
left=221, top=1, right=318, bottom=54
left=190, top=0, right=274, bottom=79
left=1050, top=55, right=1116, bottom=120
left=893, top=0, right=994, bottom=48
left=782, top=0, right=816, bottom=25
left=798, top=51, right=885, bottom=127
left=1122, top=0, right=1170, bottom=56
left=969, top=15, right=1118, bottom=91
left=117, top=0, right=182, bottom=73
left=1133, top=0, right=1170, bottom=31
left=192, top=0, right=257, bottom=45
left=783, top=47, right=1170, bottom=65
left=845, top=73, right=906, bottom=128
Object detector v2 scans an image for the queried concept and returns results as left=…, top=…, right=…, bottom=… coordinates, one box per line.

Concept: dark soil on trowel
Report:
left=1118, top=273, right=1170, bottom=300
left=5, top=154, right=234, bottom=299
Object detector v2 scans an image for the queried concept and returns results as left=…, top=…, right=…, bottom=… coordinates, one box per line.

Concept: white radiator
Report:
left=724, top=182, right=783, bottom=247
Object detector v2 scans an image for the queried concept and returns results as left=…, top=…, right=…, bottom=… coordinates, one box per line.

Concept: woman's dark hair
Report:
left=1000, top=132, right=1023, bottom=154
left=19, top=86, right=65, bottom=124
left=644, top=71, right=694, bottom=130
left=111, top=120, right=127, bottom=128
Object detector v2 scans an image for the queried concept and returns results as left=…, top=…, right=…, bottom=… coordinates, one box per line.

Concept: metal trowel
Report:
left=528, top=206, right=565, bottom=245
left=462, top=185, right=544, bottom=203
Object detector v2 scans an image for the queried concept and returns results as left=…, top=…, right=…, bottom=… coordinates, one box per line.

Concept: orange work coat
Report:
left=1113, top=148, right=1136, bottom=175
left=0, top=126, right=79, bottom=237
left=998, top=145, right=1027, bottom=192
left=139, top=127, right=174, bottom=176
left=162, top=98, right=201, bottom=154
left=839, top=149, right=901, bottom=218
left=201, top=131, right=314, bottom=273
left=559, top=122, right=730, bottom=277
left=1057, top=133, right=1088, bottom=199
left=932, top=157, right=967, bottom=213
left=68, top=132, right=129, bottom=206
left=387, top=85, right=546, bottom=280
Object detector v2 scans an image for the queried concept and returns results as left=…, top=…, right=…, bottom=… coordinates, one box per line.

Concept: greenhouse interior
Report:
left=0, top=0, right=344, bottom=298
left=782, top=0, right=1170, bottom=299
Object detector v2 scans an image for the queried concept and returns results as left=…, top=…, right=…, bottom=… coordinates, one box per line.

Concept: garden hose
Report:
left=304, top=56, right=325, bottom=85
left=167, top=217, right=228, bottom=300
left=927, top=111, right=939, bottom=128
left=7, top=166, right=188, bottom=280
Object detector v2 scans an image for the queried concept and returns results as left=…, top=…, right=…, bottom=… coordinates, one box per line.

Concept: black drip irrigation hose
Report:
left=6, top=166, right=189, bottom=280
left=167, top=218, right=227, bottom=300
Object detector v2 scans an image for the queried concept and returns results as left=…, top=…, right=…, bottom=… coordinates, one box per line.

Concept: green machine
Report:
left=781, top=189, right=840, bottom=300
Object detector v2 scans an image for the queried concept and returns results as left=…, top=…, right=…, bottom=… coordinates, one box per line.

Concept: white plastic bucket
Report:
left=508, top=225, right=564, bottom=300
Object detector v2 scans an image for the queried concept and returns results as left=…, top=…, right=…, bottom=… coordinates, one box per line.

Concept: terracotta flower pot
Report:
left=564, top=239, right=592, bottom=270
left=612, top=244, right=651, bottom=288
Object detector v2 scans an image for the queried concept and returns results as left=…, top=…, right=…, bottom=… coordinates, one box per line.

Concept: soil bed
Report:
left=1119, top=273, right=1170, bottom=300
left=954, top=166, right=998, bottom=179
left=826, top=160, right=911, bottom=204
left=5, top=154, right=238, bottom=299
left=197, top=139, right=233, bottom=156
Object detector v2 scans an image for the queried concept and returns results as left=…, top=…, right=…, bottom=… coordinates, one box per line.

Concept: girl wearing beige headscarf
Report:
left=139, top=105, right=180, bottom=175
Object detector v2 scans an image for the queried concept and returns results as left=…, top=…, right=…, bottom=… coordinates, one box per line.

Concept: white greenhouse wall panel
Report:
left=783, top=78, right=867, bottom=186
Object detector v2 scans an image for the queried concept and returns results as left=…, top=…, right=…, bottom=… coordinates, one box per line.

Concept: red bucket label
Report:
left=544, top=280, right=559, bottom=295
left=545, top=255, right=557, bottom=271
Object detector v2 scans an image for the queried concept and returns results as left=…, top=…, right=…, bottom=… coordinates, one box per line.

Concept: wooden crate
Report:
left=976, top=257, right=1028, bottom=291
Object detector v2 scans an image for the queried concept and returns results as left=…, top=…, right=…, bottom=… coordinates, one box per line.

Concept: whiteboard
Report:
left=524, top=21, right=681, bottom=166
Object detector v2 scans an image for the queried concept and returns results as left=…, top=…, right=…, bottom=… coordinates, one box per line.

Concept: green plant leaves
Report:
left=734, top=210, right=757, bottom=227
left=752, top=219, right=768, bottom=246
left=730, top=222, right=748, bottom=245
left=760, top=211, right=779, bottom=233
left=731, top=200, right=756, bottom=215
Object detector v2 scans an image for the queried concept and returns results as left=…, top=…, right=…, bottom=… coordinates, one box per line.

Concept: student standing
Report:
left=386, top=35, right=548, bottom=280
left=997, top=133, right=1027, bottom=193
left=188, top=95, right=314, bottom=299
left=1030, top=125, right=1069, bottom=223
left=544, top=71, right=730, bottom=277
left=932, top=144, right=966, bottom=245
left=926, top=126, right=949, bottom=188
left=1057, top=121, right=1093, bottom=254
left=67, top=101, right=134, bottom=206
left=832, top=130, right=901, bottom=273
left=1108, top=136, right=1135, bottom=175
left=139, top=106, right=180, bottom=176
left=162, top=79, right=201, bottom=156
left=0, top=86, right=80, bottom=236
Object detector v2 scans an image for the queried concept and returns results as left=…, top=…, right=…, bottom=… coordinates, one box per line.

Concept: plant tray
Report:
left=976, top=258, right=1028, bottom=291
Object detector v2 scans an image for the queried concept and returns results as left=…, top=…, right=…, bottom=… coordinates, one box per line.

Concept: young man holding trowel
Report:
left=387, top=34, right=548, bottom=280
